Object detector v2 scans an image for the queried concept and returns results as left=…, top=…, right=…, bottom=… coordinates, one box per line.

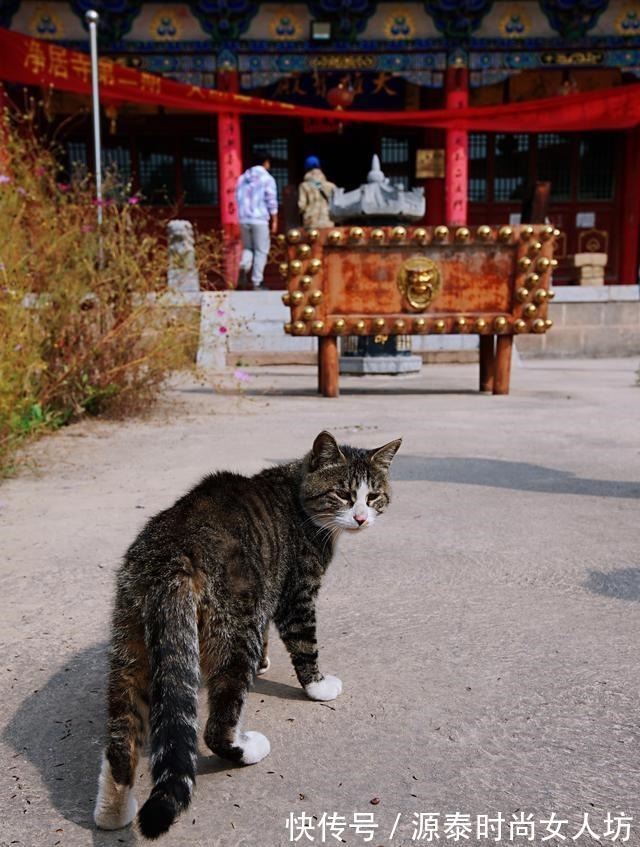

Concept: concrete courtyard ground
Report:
left=1, top=357, right=639, bottom=847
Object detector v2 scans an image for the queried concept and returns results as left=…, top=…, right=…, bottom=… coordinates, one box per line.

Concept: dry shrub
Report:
left=0, top=107, right=209, bottom=470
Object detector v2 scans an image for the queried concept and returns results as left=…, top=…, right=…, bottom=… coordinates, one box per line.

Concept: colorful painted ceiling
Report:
left=3, top=0, right=640, bottom=90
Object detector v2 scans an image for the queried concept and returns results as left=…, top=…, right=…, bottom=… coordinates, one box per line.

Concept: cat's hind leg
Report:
left=203, top=624, right=270, bottom=765
left=94, top=634, right=149, bottom=830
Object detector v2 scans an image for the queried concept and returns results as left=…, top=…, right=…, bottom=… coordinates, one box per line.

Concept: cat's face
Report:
left=301, top=431, right=402, bottom=532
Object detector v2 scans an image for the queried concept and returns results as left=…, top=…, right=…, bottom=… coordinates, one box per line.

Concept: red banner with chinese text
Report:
left=2, top=27, right=640, bottom=131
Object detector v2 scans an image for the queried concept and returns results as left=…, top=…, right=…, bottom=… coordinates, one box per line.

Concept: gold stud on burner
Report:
left=391, top=226, right=407, bottom=242
left=355, top=319, right=366, bottom=332
left=290, top=291, right=304, bottom=305
left=414, top=318, right=427, bottom=331
left=292, top=320, right=306, bottom=334
left=533, top=289, right=548, bottom=304
left=334, top=318, right=346, bottom=333
left=520, top=225, right=534, bottom=241
left=413, top=227, right=428, bottom=245
left=518, top=256, right=532, bottom=271
left=309, top=290, right=323, bottom=305
left=434, top=225, right=449, bottom=241
left=523, top=303, right=537, bottom=318
left=532, top=318, right=546, bottom=333
left=278, top=262, right=289, bottom=278
left=308, top=258, right=322, bottom=274
left=281, top=292, right=291, bottom=306
left=475, top=317, right=487, bottom=331
left=373, top=317, right=386, bottom=331
left=494, top=316, right=508, bottom=331
left=300, top=275, right=312, bottom=290
left=434, top=319, right=446, bottom=333
left=327, top=229, right=343, bottom=245
left=394, top=318, right=406, bottom=331
left=302, top=306, right=315, bottom=320
left=514, top=319, right=527, bottom=333
left=455, top=316, right=467, bottom=330
left=349, top=226, right=365, bottom=242
left=455, top=226, right=471, bottom=242
left=287, top=228, right=303, bottom=244
left=307, top=228, right=319, bottom=242
left=516, top=287, right=529, bottom=302
left=477, top=225, right=493, bottom=241
left=311, top=320, right=325, bottom=333
left=297, top=243, right=311, bottom=258
left=498, top=226, right=513, bottom=242
left=284, top=322, right=292, bottom=334
left=536, top=257, right=551, bottom=272
left=545, top=319, right=553, bottom=329
left=289, top=259, right=303, bottom=275
left=541, top=225, right=555, bottom=241
left=370, top=228, right=385, bottom=244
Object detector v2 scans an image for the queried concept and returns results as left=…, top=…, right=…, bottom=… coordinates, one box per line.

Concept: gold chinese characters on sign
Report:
left=415, top=149, right=445, bottom=179
left=397, top=257, right=441, bottom=311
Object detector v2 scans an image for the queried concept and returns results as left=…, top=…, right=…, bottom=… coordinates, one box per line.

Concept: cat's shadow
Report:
left=3, top=643, right=303, bottom=844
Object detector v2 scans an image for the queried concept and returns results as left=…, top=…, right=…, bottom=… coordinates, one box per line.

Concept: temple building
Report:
left=1, top=0, right=640, bottom=285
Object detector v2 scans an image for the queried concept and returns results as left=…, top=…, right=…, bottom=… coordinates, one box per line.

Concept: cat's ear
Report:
left=310, top=431, right=346, bottom=470
left=369, top=438, right=402, bottom=472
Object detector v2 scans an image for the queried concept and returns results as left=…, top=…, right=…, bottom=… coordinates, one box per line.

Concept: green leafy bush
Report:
left=0, top=107, right=209, bottom=470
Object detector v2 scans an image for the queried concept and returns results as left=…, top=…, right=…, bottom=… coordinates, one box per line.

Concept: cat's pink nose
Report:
left=354, top=515, right=367, bottom=526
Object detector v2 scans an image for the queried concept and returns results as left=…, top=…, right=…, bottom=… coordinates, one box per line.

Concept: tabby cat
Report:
left=93, top=430, right=401, bottom=839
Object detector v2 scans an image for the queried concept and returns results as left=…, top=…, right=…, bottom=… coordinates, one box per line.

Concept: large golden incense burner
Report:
left=281, top=224, right=558, bottom=397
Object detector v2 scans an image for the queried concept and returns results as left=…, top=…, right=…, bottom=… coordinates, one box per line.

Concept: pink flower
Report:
left=127, top=196, right=139, bottom=205
left=35, top=166, right=47, bottom=176
left=233, top=369, right=252, bottom=383
left=81, top=224, right=93, bottom=233
left=0, top=174, right=10, bottom=184
left=57, top=182, right=70, bottom=192
left=218, top=325, right=228, bottom=334
left=216, top=308, right=226, bottom=317
left=16, top=187, right=27, bottom=196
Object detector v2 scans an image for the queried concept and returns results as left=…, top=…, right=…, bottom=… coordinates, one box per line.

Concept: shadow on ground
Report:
left=3, top=642, right=143, bottom=844
left=391, top=455, right=640, bottom=499
left=583, top=568, right=640, bottom=602
left=4, top=644, right=306, bottom=844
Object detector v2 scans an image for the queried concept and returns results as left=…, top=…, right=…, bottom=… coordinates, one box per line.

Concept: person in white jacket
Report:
left=236, top=152, right=278, bottom=290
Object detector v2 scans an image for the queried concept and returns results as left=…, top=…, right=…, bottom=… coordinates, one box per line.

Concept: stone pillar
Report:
left=444, top=63, right=469, bottom=227
left=217, top=69, right=242, bottom=288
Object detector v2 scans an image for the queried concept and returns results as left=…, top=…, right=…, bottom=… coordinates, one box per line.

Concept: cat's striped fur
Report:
left=93, top=430, right=401, bottom=839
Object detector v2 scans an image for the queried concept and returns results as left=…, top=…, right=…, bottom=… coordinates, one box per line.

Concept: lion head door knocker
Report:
left=397, top=257, right=441, bottom=311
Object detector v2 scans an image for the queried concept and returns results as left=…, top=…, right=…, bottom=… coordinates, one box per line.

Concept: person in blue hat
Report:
left=298, top=155, right=336, bottom=228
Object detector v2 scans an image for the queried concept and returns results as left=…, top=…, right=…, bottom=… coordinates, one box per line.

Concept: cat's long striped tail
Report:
left=138, top=579, right=200, bottom=840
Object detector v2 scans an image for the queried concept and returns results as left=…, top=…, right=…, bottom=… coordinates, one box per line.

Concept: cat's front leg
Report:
left=275, top=601, right=342, bottom=702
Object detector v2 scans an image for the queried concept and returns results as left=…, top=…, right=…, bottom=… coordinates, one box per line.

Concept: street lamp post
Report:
left=85, top=9, right=103, bottom=225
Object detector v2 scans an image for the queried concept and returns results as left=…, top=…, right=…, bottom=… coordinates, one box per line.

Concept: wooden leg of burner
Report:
left=318, top=336, right=339, bottom=398
left=479, top=335, right=495, bottom=393
left=493, top=335, right=513, bottom=395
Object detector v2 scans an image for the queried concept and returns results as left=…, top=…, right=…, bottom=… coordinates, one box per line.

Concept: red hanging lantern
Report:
left=326, top=83, right=355, bottom=110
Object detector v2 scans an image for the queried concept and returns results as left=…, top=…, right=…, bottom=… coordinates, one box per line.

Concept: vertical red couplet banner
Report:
left=216, top=70, right=242, bottom=287
left=445, top=66, right=469, bottom=227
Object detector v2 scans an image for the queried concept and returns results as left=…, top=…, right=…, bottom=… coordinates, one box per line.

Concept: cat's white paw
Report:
left=257, top=656, right=271, bottom=676
left=305, top=674, right=343, bottom=702
left=237, top=730, right=271, bottom=765
left=94, top=755, right=138, bottom=830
